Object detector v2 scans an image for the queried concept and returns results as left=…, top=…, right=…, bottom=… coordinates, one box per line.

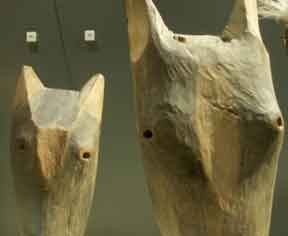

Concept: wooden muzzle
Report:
left=10, top=66, right=105, bottom=236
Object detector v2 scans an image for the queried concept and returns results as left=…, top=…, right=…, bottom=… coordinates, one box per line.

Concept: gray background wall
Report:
left=0, top=0, right=286, bottom=235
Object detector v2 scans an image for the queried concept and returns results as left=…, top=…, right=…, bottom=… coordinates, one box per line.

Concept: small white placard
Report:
left=26, top=31, right=38, bottom=43
left=84, top=30, right=96, bottom=42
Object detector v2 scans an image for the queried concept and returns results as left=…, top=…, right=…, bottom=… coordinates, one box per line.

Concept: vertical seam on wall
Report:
left=53, top=0, right=74, bottom=87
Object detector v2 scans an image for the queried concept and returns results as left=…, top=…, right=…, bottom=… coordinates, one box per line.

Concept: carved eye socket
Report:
left=16, top=137, right=28, bottom=151
left=143, top=129, right=153, bottom=139
left=173, top=35, right=186, bottom=43
left=82, top=152, right=91, bottom=160
left=70, top=140, right=94, bottom=161
left=277, top=117, right=283, bottom=128
left=78, top=149, right=95, bottom=161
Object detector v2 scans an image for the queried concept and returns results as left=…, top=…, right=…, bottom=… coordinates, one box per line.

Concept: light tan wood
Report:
left=10, top=65, right=105, bottom=236
left=257, top=0, right=288, bottom=50
left=258, top=0, right=288, bottom=24
left=125, top=0, right=284, bottom=236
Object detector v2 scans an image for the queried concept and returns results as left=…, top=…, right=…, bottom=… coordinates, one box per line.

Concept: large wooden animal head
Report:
left=125, top=0, right=284, bottom=236
left=10, top=66, right=104, bottom=236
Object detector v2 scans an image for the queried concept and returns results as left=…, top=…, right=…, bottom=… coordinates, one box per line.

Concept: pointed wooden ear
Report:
left=223, top=0, right=261, bottom=40
left=78, top=74, right=105, bottom=121
left=13, top=65, right=45, bottom=109
left=125, top=0, right=174, bottom=62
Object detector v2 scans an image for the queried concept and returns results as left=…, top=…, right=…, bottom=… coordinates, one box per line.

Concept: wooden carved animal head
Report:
left=10, top=66, right=104, bottom=236
left=258, top=0, right=288, bottom=51
left=125, top=0, right=284, bottom=236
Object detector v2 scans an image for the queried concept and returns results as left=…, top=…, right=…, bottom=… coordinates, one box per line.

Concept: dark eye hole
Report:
left=277, top=117, right=283, bottom=127
left=143, top=129, right=153, bottom=139
left=16, top=138, right=27, bottom=151
left=82, top=152, right=91, bottom=160
left=173, top=35, right=186, bottom=43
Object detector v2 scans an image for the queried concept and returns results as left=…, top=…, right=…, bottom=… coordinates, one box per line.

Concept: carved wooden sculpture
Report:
left=10, top=66, right=104, bottom=236
left=125, top=0, right=284, bottom=235
left=258, top=0, right=288, bottom=49
left=258, top=0, right=288, bottom=23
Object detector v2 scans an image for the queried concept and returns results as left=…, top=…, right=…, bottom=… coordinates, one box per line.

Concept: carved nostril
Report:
left=143, top=130, right=153, bottom=139
left=82, top=152, right=91, bottom=160
left=173, top=35, right=186, bottom=43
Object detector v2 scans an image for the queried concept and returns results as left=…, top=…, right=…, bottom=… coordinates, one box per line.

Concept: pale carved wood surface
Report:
left=10, top=66, right=105, bottom=236
left=257, top=0, right=288, bottom=24
left=125, top=0, right=285, bottom=236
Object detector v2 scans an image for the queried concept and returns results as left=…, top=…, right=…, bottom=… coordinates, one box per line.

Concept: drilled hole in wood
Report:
left=17, top=138, right=26, bottom=151
left=173, top=35, right=186, bottom=43
left=82, top=152, right=91, bottom=160
left=277, top=117, right=283, bottom=127
left=221, top=36, right=232, bottom=42
left=143, top=130, right=153, bottom=139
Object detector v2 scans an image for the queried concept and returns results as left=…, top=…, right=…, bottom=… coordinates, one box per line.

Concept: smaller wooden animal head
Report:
left=10, top=66, right=105, bottom=236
